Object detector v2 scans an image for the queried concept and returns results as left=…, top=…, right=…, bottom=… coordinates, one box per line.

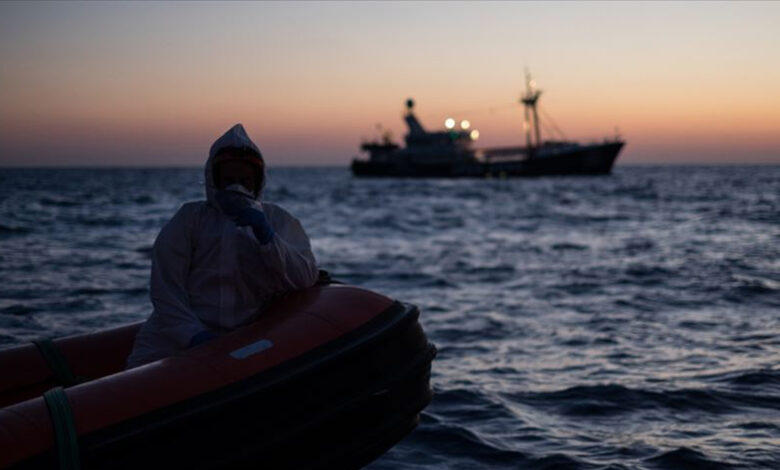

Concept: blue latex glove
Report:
left=234, top=208, right=274, bottom=244
left=189, top=330, right=216, bottom=347
left=214, top=190, right=274, bottom=244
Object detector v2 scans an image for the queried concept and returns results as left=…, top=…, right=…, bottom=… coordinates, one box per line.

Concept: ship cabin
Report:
left=362, top=99, right=478, bottom=164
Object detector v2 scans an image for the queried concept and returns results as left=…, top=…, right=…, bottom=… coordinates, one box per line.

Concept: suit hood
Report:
left=205, top=123, right=266, bottom=202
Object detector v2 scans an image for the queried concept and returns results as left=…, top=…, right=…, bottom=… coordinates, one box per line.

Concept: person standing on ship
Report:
left=126, top=124, right=319, bottom=368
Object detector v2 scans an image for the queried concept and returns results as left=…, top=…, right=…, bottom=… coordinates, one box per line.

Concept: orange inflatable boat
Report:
left=0, top=284, right=436, bottom=469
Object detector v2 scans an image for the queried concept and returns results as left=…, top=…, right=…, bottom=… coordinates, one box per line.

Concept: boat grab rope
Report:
left=33, top=339, right=84, bottom=387
left=43, top=387, right=81, bottom=470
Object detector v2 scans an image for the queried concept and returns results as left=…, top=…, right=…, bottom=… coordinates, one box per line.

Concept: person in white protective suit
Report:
left=126, top=124, right=319, bottom=368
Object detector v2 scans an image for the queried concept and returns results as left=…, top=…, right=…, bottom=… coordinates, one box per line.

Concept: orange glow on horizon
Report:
left=0, top=2, right=778, bottom=166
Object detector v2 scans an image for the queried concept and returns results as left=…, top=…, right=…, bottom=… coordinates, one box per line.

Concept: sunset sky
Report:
left=1, top=1, right=778, bottom=167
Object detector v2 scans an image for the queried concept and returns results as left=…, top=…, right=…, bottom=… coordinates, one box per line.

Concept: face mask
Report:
left=224, top=183, right=254, bottom=197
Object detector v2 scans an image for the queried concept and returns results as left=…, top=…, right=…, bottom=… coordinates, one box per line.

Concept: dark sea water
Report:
left=1, top=165, right=779, bottom=469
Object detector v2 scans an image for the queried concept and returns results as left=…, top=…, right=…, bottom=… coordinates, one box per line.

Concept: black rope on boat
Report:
left=33, top=339, right=83, bottom=387
left=43, top=387, right=81, bottom=470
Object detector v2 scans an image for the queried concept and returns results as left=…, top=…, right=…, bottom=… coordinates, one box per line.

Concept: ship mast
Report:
left=520, top=70, right=542, bottom=152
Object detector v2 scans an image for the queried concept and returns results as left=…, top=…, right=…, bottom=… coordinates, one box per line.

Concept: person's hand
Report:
left=214, top=190, right=274, bottom=244
left=235, top=207, right=274, bottom=244
left=214, top=189, right=252, bottom=218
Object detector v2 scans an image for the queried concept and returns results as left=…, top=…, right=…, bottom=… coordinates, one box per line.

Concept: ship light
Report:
left=470, top=129, right=480, bottom=140
left=460, top=120, right=471, bottom=130
left=445, top=118, right=455, bottom=129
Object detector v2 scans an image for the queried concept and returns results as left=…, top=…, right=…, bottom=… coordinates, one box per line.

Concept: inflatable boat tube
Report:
left=0, top=284, right=436, bottom=469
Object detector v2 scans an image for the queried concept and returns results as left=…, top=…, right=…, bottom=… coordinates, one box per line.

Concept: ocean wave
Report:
left=731, top=275, right=780, bottom=294
left=39, top=196, right=82, bottom=207
left=557, top=213, right=633, bottom=224
left=433, top=315, right=515, bottom=343
left=552, top=281, right=603, bottom=296
left=132, top=195, right=155, bottom=204
left=551, top=242, right=589, bottom=251
left=508, top=384, right=780, bottom=416
left=524, top=453, right=601, bottom=470
left=729, top=333, right=777, bottom=343
left=135, top=246, right=153, bottom=257
left=409, top=421, right=532, bottom=468
left=42, top=297, right=106, bottom=313
left=0, top=224, right=31, bottom=235
left=70, top=287, right=149, bottom=297
left=613, top=297, right=659, bottom=313
left=706, top=369, right=780, bottom=388
left=623, top=264, right=673, bottom=278
left=371, top=271, right=458, bottom=289
left=0, top=304, right=38, bottom=316
left=453, top=263, right=517, bottom=283
left=644, top=447, right=737, bottom=469
left=729, top=421, right=780, bottom=431
left=71, top=215, right=129, bottom=227
left=432, top=388, right=514, bottom=422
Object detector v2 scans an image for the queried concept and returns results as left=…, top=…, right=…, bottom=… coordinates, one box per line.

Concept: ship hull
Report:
left=352, top=141, right=624, bottom=178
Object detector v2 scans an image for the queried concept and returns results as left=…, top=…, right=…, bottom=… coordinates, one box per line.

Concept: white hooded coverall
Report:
left=126, top=124, right=319, bottom=368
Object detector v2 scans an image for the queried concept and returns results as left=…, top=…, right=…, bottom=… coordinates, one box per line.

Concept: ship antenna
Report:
left=520, top=69, right=543, bottom=152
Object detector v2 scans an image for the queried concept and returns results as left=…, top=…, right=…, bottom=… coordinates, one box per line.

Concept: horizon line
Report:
left=2, top=162, right=779, bottom=170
